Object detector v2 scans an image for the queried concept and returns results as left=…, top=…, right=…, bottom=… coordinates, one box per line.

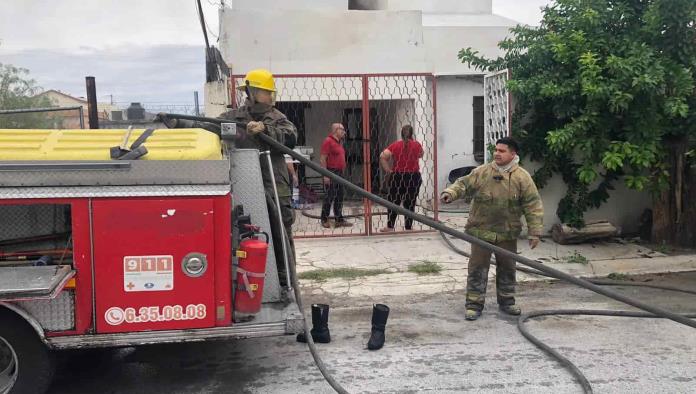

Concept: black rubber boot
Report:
left=297, top=303, right=331, bottom=343
left=367, top=304, right=390, bottom=350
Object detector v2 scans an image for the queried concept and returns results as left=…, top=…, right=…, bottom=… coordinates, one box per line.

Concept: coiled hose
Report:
left=162, top=113, right=696, bottom=394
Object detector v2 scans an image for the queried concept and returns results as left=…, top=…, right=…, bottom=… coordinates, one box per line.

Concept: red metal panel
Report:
left=68, top=199, right=92, bottom=335
left=92, top=197, right=218, bottom=334
left=213, top=195, right=231, bottom=326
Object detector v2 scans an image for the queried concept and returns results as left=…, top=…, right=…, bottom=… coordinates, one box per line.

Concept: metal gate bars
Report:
left=231, top=74, right=438, bottom=238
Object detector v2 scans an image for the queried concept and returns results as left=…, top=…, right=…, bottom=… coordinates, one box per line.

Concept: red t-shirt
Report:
left=388, top=140, right=423, bottom=172
left=321, top=135, right=346, bottom=171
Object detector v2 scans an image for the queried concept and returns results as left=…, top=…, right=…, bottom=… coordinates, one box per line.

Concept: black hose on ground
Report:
left=161, top=114, right=696, bottom=393
left=519, top=309, right=696, bottom=394
left=258, top=130, right=696, bottom=394
left=439, top=230, right=696, bottom=393
left=253, top=130, right=696, bottom=329
left=160, top=114, right=350, bottom=393
left=299, top=206, right=387, bottom=220
left=286, top=232, right=349, bottom=394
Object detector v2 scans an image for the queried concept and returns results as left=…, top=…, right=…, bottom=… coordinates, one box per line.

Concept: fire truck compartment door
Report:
left=92, top=198, right=217, bottom=334
left=0, top=265, right=75, bottom=301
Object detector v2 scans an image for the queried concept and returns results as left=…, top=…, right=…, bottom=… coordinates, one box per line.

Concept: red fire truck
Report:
left=0, top=128, right=302, bottom=394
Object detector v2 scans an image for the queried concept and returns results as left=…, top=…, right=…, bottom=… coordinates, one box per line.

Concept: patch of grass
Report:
left=655, top=242, right=670, bottom=254
left=298, top=267, right=388, bottom=282
left=560, top=251, right=588, bottom=265
left=607, top=272, right=630, bottom=281
left=408, top=261, right=443, bottom=275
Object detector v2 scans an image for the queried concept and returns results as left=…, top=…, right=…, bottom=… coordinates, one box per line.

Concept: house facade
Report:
left=206, top=0, right=650, bottom=235
left=37, top=90, right=117, bottom=128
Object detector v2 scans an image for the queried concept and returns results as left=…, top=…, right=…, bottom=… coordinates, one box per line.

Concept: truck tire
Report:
left=0, top=309, right=55, bottom=394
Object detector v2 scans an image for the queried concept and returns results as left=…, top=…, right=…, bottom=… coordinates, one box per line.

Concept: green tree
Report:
left=459, top=0, right=696, bottom=246
left=0, top=62, right=55, bottom=128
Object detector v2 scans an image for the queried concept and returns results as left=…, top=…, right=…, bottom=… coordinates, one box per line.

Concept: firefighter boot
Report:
left=465, top=309, right=482, bottom=321
left=367, top=304, right=390, bottom=350
left=499, top=304, right=521, bottom=316
left=297, top=304, right=331, bottom=343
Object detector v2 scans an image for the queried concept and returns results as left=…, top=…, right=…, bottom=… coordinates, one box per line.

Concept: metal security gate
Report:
left=483, top=69, right=511, bottom=162
left=231, top=74, right=438, bottom=238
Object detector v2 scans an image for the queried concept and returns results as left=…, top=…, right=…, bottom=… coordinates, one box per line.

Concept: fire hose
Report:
left=440, top=232, right=696, bottom=393
left=161, top=114, right=696, bottom=393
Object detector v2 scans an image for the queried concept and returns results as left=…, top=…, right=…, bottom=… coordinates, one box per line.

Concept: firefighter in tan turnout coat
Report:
left=440, top=137, right=543, bottom=321
left=158, top=69, right=297, bottom=286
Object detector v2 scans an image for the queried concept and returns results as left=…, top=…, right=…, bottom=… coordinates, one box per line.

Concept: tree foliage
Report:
left=0, top=62, right=54, bottom=128
left=459, top=0, right=696, bottom=227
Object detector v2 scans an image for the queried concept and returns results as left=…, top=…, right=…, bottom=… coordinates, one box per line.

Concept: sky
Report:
left=0, top=0, right=552, bottom=108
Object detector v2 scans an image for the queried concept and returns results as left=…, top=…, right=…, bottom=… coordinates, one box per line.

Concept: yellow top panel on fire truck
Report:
left=0, top=129, right=222, bottom=160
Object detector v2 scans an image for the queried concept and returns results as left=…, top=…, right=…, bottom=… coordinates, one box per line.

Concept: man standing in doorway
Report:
left=320, top=123, right=352, bottom=228
left=440, top=137, right=543, bottom=321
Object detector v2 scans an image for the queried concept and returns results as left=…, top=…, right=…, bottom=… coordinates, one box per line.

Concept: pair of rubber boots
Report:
left=296, top=303, right=390, bottom=351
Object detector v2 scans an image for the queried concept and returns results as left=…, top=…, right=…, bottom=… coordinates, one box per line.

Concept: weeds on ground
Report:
left=607, top=272, right=630, bottom=281
left=560, top=251, right=588, bottom=265
left=297, top=267, right=388, bottom=282
left=655, top=242, right=670, bottom=254
left=408, top=261, right=443, bottom=275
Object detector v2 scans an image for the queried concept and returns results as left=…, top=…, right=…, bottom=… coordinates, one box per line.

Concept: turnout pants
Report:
left=465, top=239, right=517, bottom=311
left=266, top=191, right=295, bottom=286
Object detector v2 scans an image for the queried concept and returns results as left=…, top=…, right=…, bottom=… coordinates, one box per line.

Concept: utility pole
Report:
left=194, top=91, right=200, bottom=116
left=85, top=76, right=99, bottom=129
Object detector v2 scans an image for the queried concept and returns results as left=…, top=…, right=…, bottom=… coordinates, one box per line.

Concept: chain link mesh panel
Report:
left=231, top=74, right=437, bottom=238
left=0, top=204, right=72, bottom=262
left=0, top=108, right=84, bottom=129
left=367, top=75, right=437, bottom=234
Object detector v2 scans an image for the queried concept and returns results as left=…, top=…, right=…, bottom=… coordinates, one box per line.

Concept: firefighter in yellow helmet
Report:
left=158, top=69, right=298, bottom=286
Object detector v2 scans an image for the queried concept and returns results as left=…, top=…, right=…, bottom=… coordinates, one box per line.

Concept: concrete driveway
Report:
left=49, top=272, right=696, bottom=393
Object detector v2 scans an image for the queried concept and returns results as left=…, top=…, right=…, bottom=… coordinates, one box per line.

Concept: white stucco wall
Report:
left=423, top=22, right=517, bottom=75
left=435, top=76, right=483, bottom=189
left=386, top=0, right=492, bottom=14
left=231, top=0, right=348, bottom=11
left=203, top=80, right=229, bottom=117
left=526, top=163, right=652, bottom=234
left=218, top=8, right=428, bottom=74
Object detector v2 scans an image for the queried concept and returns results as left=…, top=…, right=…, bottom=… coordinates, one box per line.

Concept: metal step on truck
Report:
left=0, top=128, right=302, bottom=394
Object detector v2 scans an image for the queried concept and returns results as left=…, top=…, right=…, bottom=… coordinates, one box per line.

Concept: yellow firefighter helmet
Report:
left=237, top=69, right=276, bottom=92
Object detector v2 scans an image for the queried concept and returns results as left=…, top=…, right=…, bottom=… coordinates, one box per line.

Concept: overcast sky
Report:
left=0, top=0, right=552, bottom=107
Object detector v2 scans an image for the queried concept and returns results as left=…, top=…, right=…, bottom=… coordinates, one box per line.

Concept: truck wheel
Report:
left=0, top=309, right=55, bottom=394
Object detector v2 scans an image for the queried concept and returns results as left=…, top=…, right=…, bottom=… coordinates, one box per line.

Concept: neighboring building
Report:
left=207, top=0, right=650, bottom=234
left=36, top=90, right=117, bottom=128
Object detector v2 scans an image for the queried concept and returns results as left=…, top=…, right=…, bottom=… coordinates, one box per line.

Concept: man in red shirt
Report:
left=379, top=125, right=424, bottom=231
left=320, top=123, right=352, bottom=228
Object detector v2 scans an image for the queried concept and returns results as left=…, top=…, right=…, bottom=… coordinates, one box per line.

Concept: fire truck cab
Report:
left=0, top=128, right=302, bottom=394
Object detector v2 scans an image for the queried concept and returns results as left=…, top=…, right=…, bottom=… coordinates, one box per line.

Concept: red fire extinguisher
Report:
left=234, top=236, right=269, bottom=314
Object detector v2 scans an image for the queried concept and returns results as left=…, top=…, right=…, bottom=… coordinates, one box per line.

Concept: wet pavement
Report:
left=49, top=272, right=696, bottom=393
